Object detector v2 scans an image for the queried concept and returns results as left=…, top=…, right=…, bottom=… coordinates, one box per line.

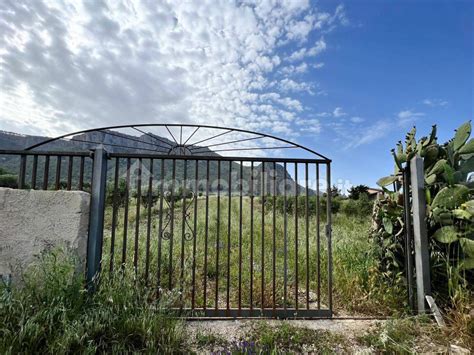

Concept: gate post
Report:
left=326, top=162, right=333, bottom=314
left=86, top=147, right=108, bottom=291
left=410, top=156, right=431, bottom=312
left=402, top=165, right=415, bottom=311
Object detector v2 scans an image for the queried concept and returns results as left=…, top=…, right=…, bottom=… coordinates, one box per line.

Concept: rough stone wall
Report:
left=0, top=188, right=90, bottom=283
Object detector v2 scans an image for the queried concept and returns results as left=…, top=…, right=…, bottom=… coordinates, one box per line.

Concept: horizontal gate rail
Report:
left=0, top=149, right=91, bottom=157
left=0, top=149, right=330, bottom=163
left=182, top=308, right=332, bottom=318
left=108, top=152, right=330, bottom=164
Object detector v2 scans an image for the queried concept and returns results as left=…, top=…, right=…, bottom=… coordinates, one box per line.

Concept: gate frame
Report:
left=1, top=123, right=333, bottom=319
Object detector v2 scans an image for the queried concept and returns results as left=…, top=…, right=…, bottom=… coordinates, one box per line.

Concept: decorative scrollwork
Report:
left=160, top=191, right=196, bottom=241
left=161, top=231, right=172, bottom=241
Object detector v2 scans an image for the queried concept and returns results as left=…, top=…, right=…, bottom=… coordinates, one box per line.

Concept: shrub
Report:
left=340, top=193, right=373, bottom=217
left=263, top=195, right=340, bottom=216
left=105, top=178, right=129, bottom=207
left=0, top=167, right=12, bottom=175
left=348, top=184, right=369, bottom=200
left=0, top=174, right=18, bottom=188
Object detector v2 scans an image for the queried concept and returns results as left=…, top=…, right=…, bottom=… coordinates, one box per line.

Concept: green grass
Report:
left=357, top=316, right=446, bottom=353
left=101, top=195, right=405, bottom=314
left=0, top=251, right=188, bottom=354
left=239, top=321, right=348, bottom=353
left=331, top=214, right=407, bottom=315
left=0, top=196, right=412, bottom=353
left=194, top=331, right=228, bottom=349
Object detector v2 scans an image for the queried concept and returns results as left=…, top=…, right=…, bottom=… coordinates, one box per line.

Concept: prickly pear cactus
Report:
left=373, top=121, right=474, bottom=302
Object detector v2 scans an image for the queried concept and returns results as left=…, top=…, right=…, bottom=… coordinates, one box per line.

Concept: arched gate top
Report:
left=26, top=123, right=330, bottom=161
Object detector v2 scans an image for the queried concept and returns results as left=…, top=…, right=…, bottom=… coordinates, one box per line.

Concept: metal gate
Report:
left=1, top=124, right=332, bottom=318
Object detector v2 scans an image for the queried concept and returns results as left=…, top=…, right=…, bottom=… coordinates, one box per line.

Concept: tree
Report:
left=330, top=185, right=341, bottom=198
left=106, top=178, right=129, bottom=207
left=348, top=184, right=369, bottom=200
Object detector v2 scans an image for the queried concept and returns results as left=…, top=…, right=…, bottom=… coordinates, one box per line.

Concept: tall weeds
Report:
left=0, top=251, right=188, bottom=354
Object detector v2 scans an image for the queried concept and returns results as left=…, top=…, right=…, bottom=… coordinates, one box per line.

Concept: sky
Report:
left=0, top=0, right=472, bottom=188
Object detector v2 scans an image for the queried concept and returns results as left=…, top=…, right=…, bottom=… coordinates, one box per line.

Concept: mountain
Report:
left=0, top=130, right=316, bottom=195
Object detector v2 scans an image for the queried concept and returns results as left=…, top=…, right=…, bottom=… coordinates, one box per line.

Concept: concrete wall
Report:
left=0, top=188, right=90, bottom=283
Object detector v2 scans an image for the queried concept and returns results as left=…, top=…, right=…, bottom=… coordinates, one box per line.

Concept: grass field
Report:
left=1, top=196, right=469, bottom=353
left=100, top=195, right=403, bottom=315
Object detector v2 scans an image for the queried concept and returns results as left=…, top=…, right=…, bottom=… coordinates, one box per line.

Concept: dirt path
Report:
left=184, top=317, right=464, bottom=353
left=186, top=318, right=383, bottom=353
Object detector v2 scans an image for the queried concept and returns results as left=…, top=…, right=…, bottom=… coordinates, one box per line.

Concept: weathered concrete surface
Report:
left=0, top=188, right=90, bottom=282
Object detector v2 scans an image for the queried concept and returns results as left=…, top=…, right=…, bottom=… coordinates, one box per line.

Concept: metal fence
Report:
left=102, top=152, right=332, bottom=318
left=1, top=150, right=94, bottom=191
left=0, top=124, right=333, bottom=318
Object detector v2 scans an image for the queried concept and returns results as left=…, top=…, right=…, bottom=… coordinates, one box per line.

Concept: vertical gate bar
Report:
left=203, top=160, right=210, bottom=309
left=86, top=147, right=108, bottom=290
left=283, top=162, right=288, bottom=310
left=226, top=161, right=232, bottom=313
left=191, top=160, right=199, bottom=309
left=403, top=166, right=415, bottom=310
left=42, top=155, right=50, bottom=190
left=316, top=163, right=321, bottom=309
left=89, top=158, right=94, bottom=191
left=18, top=154, right=26, bottom=189
left=305, top=163, right=310, bottom=310
left=326, top=163, right=333, bottom=312
left=55, top=156, right=62, bottom=190
left=121, top=158, right=131, bottom=268
left=238, top=161, right=243, bottom=315
left=145, top=159, right=154, bottom=282
left=250, top=161, right=254, bottom=311
left=157, top=159, right=165, bottom=290
left=110, top=157, right=120, bottom=272
left=67, top=156, right=73, bottom=191
left=31, top=155, right=38, bottom=189
left=180, top=159, right=188, bottom=309
left=168, top=159, right=176, bottom=290
left=272, top=162, right=276, bottom=314
left=294, top=163, right=299, bottom=311
left=79, top=156, right=85, bottom=190
left=134, top=158, right=142, bottom=274
left=261, top=161, right=265, bottom=311
left=215, top=160, right=221, bottom=310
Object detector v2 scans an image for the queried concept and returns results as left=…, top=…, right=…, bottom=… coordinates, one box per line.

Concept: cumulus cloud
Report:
left=287, top=37, right=327, bottom=61
left=0, top=0, right=345, bottom=139
left=295, top=118, right=321, bottom=134
left=278, top=78, right=314, bottom=94
left=397, top=109, right=425, bottom=126
left=279, top=62, right=308, bottom=75
left=333, top=107, right=346, bottom=117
